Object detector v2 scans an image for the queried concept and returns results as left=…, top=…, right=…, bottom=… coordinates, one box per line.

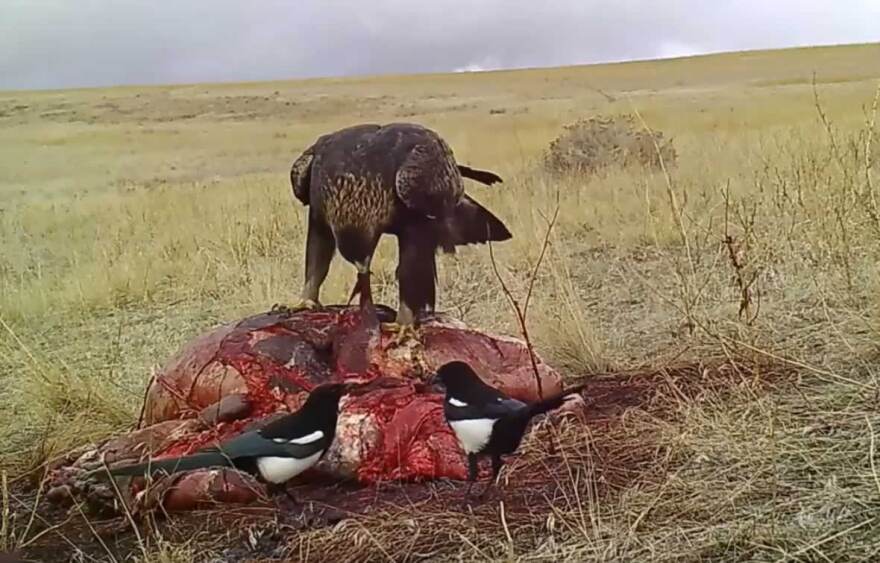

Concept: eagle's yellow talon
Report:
left=271, top=299, right=321, bottom=314
left=383, top=323, right=420, bottom=345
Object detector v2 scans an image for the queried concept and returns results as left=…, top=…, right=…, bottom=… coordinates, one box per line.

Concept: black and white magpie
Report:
left=433, top=361, right=584, bottom=499
left=100, top=382, right=349, bottom=502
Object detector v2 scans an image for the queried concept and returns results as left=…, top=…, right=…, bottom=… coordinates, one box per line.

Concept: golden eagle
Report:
left=288, top=122, right=511, bottom=332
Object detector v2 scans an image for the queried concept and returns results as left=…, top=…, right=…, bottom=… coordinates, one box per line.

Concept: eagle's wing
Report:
left=457, top=165, right=503, bottom=186
left=445, top=194, right=512, bottom=246
left=294, top=124, right=383, bottom=207
left=394, top=138, right=464, bottom=217
left=290, top=145, right=315, bottom=206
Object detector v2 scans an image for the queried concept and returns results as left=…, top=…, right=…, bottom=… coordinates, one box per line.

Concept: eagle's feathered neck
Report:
left=335, top=226, right=377, bottom=271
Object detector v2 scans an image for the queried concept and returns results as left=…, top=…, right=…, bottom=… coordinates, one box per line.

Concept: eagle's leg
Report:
left=357, top=271, right=373, bottom=309
left=385, top=232, right=434, bottom=344
left=388, top=304, right=420, bottom=345
left=300, top=214, right=336, bottom=306
left=337, top=260, right=379, bottom=374
left=347, top=254, right=374, bottom=310
left=346, top=279, right=360, bottom=306
left=271, top=213, right=336, bottom=314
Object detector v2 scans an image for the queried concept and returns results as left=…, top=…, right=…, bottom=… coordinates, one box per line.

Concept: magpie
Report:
left=433, top=361, right=584, bottom=499
left=99, top=382, right=349, bottom=503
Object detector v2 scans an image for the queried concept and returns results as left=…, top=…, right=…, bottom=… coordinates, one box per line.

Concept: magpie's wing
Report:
left=207, top=429, right=323, bottom=460
left=445, top=392, right=528, bottom=421
left=480, top=396, right=529, bottom=419
left=254, top=410, right=332, bottom=457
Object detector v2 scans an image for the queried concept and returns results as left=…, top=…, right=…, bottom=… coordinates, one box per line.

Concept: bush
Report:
left=544, top=115, right=677, bottom=176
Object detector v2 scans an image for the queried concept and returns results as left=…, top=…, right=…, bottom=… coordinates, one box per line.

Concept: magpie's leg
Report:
left=463, top=453, right=479, bottom=506
left=267, top=482, right=299, bottom=511
left=478, top=454, right=505, bottom=499
left=283, top=488, right=299, bottom=505
left=491, top=454, right=504, bottom=482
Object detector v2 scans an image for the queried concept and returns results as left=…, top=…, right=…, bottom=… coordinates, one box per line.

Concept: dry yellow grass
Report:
left=2, top=43, right=880, bottom=560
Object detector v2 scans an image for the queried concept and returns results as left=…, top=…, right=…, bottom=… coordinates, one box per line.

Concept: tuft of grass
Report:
left=544, top=114, right=677, bottom=176
left=138, top=539, right=196, bottom=563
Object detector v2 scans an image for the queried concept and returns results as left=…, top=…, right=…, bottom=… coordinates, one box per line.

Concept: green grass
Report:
left=2, top=42, right=880, bottom=560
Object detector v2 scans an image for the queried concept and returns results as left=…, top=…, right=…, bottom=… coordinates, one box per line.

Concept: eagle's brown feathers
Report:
left=289, top=122, right=511, bottom=323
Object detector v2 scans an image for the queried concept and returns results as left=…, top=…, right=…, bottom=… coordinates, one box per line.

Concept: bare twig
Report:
left=487, top=189, right=561, bottom=399
left=0, top=315, right=52, bottom=385
left=867, top=416, right=880, bottom=497
left=631, top=106, right=695, bottom=277
left=812, top=74, right=851, bottom=187
left=782, top=516, right=876, bottom=562
left=1, top=471, right=8, bottom=553
left=629, top=103, right=701, bottom=334
left=487, top=243, right=542, bottom=399
left=99, top=457, right=147, bottom=557
left=136, top=370, right=157, bottom=430
left=626, top=259, right=873, bottom=390
left=72, top=500, right=119, bottom=563
left=723, top=182, right=761, bottom=324
left=813, top=76, right=860, bottom=289
left=862, top=82, right=880, bottom=234
left=523, top=189, right=561, bottom=321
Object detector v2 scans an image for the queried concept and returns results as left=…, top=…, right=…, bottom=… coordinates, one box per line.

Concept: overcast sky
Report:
left=2, top=1, right=880, bottom=91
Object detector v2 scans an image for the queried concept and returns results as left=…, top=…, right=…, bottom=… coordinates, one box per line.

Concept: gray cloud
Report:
left=2, top=0, right=879, bottom=90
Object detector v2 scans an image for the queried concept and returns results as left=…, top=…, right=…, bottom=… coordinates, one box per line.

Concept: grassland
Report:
left=2, top=42, right=880, bottom=560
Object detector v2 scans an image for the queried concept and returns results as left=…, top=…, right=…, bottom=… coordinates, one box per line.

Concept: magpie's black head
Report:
left=300, top=382, right=350, bottom=421
left=257, top=382, right=354, bottom=445
left=305, top=382, right=349, bottom=404
left=433, top=361, right=528, bottom=420
left=434, top=361, right=483, bottom=393
left=434, top=361, right=503, bottom=403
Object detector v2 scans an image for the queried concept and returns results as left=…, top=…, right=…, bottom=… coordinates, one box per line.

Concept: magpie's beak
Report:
left=424, top=374, right=446, bottom=395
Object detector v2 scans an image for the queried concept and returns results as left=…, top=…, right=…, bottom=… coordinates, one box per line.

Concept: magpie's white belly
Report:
left=256, top=451, right=323, bottom=484
left=449, top=418, right=497, bottom=454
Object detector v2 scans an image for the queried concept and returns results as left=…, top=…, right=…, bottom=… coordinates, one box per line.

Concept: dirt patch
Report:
left=13, top=360, right=791, bottom=562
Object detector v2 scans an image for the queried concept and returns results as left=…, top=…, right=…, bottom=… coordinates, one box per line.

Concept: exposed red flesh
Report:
left=47, top=305, right=562, bottom=513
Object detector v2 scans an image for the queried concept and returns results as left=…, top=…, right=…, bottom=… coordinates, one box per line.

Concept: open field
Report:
left=2, top=43, right=880, bottom=560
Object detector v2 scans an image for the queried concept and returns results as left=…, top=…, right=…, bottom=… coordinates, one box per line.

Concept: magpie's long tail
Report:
left=527, top=384, right=587, bottom=418
left=100, top=452, right=233, bottom=478
left=457, top=165, right=503, bottom=186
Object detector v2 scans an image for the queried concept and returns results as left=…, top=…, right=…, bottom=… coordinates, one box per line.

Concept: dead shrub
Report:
left=544, top=114, right=677, bottom=175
